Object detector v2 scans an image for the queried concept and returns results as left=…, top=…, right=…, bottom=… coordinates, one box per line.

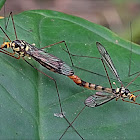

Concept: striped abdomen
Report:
left=68, top=75, right=114, bottom=93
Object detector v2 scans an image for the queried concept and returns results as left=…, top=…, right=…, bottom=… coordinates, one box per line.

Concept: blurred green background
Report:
left=1, top=0, right=140, bottom=43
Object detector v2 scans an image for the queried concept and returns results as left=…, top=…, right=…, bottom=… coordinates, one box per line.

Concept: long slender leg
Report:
left=0, top=10, right=83, bottom=138
left=40, top=40, right=103, bottom=78
left=23, top=57, right=63, bottom=112
left=62, top=48, right=105, bottom=74
left=59, top=106, right=86, bottom=140
left=121, top=99, right=140, bottom=105
left=60, top=95, right=116, bottom=139
left=5, top=12, right=18, bottom=39
left=40, top=40, right=66, bottom=50
left=127, top=22, right=140, bottom=77
left=62, top=116, right=84, bottom=140
left=62, top=47, right=120, bottom=85
left=125, top=72, right=140, bottom=88
left=131, top=90, right=140, bottom=94
left=128, top=22, right=140, bottom=77
left=40, top=40, right=74, bottom=66
left=40, top=41, right=113, bottom=82
left=128, top=71, right=140, bottom=77
left=0, top=26, right=11, bottom=41
left=0, top=49, right=20, bottom=59
left=0, top=48, right=83, bottom=138
left=0, top=48, right=15, bottom=55
left=63, top=48, right=113, bottom=88
left=22, top=57, right=84, bottom=139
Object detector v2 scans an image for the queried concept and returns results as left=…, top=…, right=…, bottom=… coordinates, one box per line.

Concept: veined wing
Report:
left=25, top=42, right=74, bottom=76
left=96, top=42, right=122, bottom=83
left=85, top=92, right=116, bottom=107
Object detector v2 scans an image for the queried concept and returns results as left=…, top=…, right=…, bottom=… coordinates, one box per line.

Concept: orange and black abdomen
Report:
left=68, top=75, right=113, bottom=93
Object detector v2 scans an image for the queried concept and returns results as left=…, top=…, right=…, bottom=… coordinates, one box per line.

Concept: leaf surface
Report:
left=0, top=10, right=140, bottom=139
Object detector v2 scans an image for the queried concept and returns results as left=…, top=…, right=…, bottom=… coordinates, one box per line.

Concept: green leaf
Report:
left=0, top=0, right=6, bottom=10
left=0, top=10, right=140, bottom=139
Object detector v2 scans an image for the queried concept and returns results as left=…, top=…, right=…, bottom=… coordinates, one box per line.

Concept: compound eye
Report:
left=1, top=43, right=7, bottom=48
left=3, top=44, right=7, bottom=48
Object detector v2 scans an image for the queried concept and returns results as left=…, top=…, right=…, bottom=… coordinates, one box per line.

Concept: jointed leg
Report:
left=0, top=49, right=20, bottom=59
left=40, top=40, right=74, bottom=67
left=5, top=12, right=18, bottom=39
left=121, top=98, right=140, bottom=105
left=59, top=106, right=86, bottom=140
left=22, top=57, right=84, bottom=139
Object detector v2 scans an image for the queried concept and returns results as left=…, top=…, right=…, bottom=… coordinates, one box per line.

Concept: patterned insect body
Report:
left=1, top=39, right=138, bottom=104
left=115, top=87, right=135, bottom=101
left=1, top=40, right=28, bottom=57
left=1, top=40, right=74, bottom=76
left=84, top=42, right=139, bottom=108
left=12, top=40, right=30, bottom=57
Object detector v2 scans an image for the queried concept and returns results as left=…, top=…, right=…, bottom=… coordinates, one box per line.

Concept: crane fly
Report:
left=1, top=10, right=140, bottom=140
left=59, top=42, right=140, bottom=139
left=0, top=11, right=88, bottom=139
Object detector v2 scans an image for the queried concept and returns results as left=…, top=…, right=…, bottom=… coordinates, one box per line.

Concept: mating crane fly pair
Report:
left=0, top=12, right=140, bottom=139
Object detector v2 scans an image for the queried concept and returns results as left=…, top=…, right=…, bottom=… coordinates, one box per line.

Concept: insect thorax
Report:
left=11, top=40, right=30, bottom=57
left=116, top=87, right=131, bottom=98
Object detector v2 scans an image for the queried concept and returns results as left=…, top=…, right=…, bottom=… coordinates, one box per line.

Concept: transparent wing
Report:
left=25, top=42, right=74, bottom=76
left=96, top=42, right=122, bottom=84
left=84, top=92, right=116, bottom=107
